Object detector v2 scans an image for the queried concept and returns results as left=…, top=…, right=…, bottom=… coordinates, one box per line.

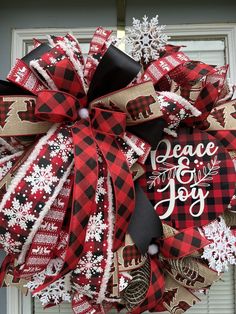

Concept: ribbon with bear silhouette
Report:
left=0, top=21, right=235, bottom=314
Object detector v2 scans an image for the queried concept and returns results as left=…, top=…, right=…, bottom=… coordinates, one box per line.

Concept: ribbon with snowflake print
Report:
left=0, top=28, right=160, bottom=299
left=3, top=27, right=202, bottom=291
left=0, top=27, right=160, bottom=310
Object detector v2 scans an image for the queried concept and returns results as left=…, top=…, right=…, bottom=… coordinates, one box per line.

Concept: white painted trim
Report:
left=22, top=293, right=32, bottom=314
left=165, top=23, right=236, bottom=83
left=11, top=27, right=116, bottom=65
left=7, top=286, right=21, bottom=314
left=7, top=286, right=32, bottom=314
left=11, top=24, right=236, bottom=83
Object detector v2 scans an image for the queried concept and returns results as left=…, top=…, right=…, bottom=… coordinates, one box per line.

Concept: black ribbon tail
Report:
left=0, top=80, right=33, bottom=95
left=127, top=118, right=166, bottom=149
left=87, top=44, right=141, bottom=102
left=128, top=181, right=163, bottom=254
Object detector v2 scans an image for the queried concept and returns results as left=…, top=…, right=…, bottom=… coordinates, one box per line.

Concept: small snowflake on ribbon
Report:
left=119, top=276, right=129, bottom=292
left=0, top=232, right=21, bottom=254
left=48, top=132, right=73, bottom=163
left=58, top=37, right=79, bottom=53
left=85, top=212, right=107, bottom=242
left=0, top=161, right=12, bottom=181
left=95, top=177, right=106, bottom=204
left=45, top=258, right=64, bottom=276
left=74, top=251, right=103, bottom=279
left=3, top=198, right=35, bottom=230
left=126, top=15, right=170, bottom=64
left=73, top=283, right=94, bottom=298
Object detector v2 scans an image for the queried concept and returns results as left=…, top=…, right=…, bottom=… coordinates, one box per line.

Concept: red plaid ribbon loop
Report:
left=65, top=107, right=135, bottom=269
left=90, top=107, right=127, bottom=137
left=159, top=227, right=210, bottom=259
left=33, top=107, right=135, bottom=291
left=35, top=90, right=80, bottom=123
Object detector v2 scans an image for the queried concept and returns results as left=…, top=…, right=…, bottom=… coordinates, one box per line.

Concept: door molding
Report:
left=11, top=24, right=236, bottom=81
left=165, top=23, right=236, bottom=82
left=11, top=27, right=116, bottom=65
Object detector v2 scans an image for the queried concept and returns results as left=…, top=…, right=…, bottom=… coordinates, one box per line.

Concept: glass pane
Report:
left=169, top=39, right=226, bottom=67
left=33, top=268, right=235, bottom=314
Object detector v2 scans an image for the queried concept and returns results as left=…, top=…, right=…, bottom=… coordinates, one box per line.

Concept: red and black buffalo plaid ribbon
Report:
left=207, top=130, right=236, bottom=151
left=159, top=226, right=209, bottom=259
left=131, top=256, right=165, bottom=314
left=33, top=97, right=135, bottom=292
left=185, top=81, right=220, bottom=127
left=46, top=57, right=86, bottom=100
left=35, top=90, right=80, bottom=123
left=91, top=108, right=135, bottom=251
left=170, top=61, right=216, bottom=86
left=7, top=32, right=140, bottom=294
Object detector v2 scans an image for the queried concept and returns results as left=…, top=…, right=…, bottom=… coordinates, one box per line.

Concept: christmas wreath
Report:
left=0, top=15, right=235, bottom=314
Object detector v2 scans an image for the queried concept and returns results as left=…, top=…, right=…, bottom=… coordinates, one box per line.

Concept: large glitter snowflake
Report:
left=3, top=197, right=35, bottom=230
left=48, top=132, right=73, bottom=162
left=27, top=264, right=71, bottom=306
left=85, top=212, right=107, bottom=242
left=202, top=217, right=236, bottom=273
left=74, top=251, right=103, bottom=279
left=25, top=164, right=59, bottom=194
left=126, top=15, right=170, bottom=64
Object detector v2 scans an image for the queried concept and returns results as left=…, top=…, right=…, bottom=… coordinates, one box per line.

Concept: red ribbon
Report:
left=0, top=255, right=14, bottom=286
left=130, top=226, right=209, bottom=313
left=33, top=89, right=135, bottom=292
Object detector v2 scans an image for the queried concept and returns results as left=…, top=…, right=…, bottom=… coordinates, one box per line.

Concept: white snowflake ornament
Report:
left=202, top=217, right=236, bottom=274
left=126, top=15, right=170, bottom=64
left=27, top=265, right=72, bottom=306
